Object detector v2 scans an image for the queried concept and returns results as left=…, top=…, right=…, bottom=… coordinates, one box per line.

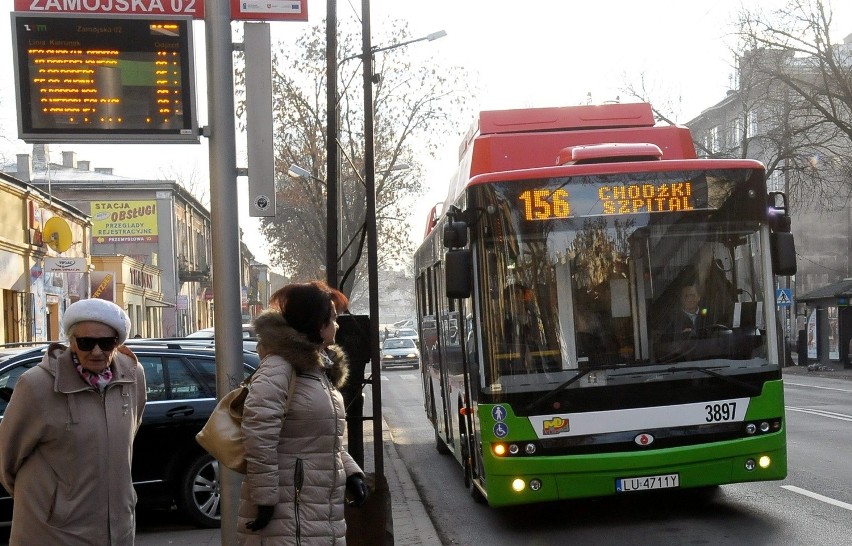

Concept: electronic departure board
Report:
left=11, top=13, right=199, bottom=143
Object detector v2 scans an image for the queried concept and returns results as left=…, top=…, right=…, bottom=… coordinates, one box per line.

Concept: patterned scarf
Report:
left=71, top=353, right=113, bottom=392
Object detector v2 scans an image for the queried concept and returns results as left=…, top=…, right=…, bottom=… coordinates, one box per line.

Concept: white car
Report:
left=185, top=324, right=257, bottom=352
left=394, top=328, right=419, bottom=346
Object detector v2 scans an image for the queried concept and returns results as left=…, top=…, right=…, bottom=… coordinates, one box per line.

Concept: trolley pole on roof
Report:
left=205, top=1, right=244, bottom=544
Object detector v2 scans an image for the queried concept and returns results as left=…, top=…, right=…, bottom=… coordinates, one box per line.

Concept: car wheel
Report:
left=177, top=453, right=222, bottom=528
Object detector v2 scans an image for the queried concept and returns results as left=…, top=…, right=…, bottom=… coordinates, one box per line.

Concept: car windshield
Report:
left=384, top=339, right=415, bottom=349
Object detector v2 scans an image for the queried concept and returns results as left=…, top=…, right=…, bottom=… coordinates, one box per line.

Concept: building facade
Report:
left=0, top=171, right=90, bottom=343
left=686, top=34, right=852, bottom=364
left=4, top=146, right=270, bottom=339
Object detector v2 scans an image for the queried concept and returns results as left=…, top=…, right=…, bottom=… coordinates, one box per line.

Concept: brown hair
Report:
left=267, top=283, right=333, bottom=344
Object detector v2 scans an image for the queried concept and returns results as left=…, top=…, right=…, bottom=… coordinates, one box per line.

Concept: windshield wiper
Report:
left=523, top=364, right=762, bottom=413
left=523, top=364, right=625, bottom=413
left=672, top=366, right=762, bottom=396
left=625, top=365, right=762, bottom=397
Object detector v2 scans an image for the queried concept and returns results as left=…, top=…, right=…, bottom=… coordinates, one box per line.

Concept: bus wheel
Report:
left=435, top=428, right=451, bottom=455
left=468, top=474, right=486, bottom=504
left=464, top=454, right=486, bottom=503
left=461, top=431, right=486, bottom=504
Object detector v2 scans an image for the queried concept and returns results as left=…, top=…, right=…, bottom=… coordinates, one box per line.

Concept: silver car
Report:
left=380, top=337, right=420, bottom=370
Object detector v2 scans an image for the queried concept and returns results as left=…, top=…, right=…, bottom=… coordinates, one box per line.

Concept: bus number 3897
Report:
left=705, top=402, right=737, bottom=422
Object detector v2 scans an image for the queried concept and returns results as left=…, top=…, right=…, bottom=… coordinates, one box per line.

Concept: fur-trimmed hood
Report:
left=252, top=310, right=349, bottom=388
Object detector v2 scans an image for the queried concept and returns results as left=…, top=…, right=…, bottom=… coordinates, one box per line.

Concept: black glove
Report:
left=246, top=504, right=274, bottom=531
left=346, top=473, right=369, bottom=507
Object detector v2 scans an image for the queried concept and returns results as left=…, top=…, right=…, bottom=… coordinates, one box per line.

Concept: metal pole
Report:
left=361, top=0, right=383, bottom=481
left=205, top=2, right=244, bottom=544
left=326, top=0, right=339, bottom=288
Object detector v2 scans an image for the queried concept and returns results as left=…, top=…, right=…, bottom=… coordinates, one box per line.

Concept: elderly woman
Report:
left=238, top=282, right=368, bottom=545
left=0, top=298, right=146, bottom=546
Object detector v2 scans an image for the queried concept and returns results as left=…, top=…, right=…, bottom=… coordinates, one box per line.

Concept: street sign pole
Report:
left=205, top=2, right=244, bottom=545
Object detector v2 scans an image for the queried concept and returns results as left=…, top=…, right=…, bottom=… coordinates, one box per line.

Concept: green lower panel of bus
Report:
left=481, top=435, right=787, bottom=507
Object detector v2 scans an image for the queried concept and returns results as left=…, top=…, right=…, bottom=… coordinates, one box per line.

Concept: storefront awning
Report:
left=145, top=297, right=174, bottom=308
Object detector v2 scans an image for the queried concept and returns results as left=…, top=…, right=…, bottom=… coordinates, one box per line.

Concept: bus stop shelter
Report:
left=797, top=278, right=852, bottom=369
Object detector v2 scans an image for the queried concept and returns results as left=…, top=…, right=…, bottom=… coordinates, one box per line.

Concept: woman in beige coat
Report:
left=238, top=282, right=368, bottom=545
left=0, top=298, right=146, bottom=545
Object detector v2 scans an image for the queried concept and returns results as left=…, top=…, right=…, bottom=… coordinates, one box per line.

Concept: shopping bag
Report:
left=196, top=384, right=250, bottom=473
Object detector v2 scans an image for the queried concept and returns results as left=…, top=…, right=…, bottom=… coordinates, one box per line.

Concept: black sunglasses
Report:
left=74, top=336, right=119, bottom=351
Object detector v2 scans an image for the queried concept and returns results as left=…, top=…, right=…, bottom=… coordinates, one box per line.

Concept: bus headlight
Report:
left=529, top=479, right=542, bottom=491
left=759, top=455, right=771, bottom=469
left=509, top=444, right=519, bottom=455
left=511, top=478, right=525, bottom=492
left=745, top=423, right=756, bottom=435
left=745, top=458, right=756, bottom=471
left=493, top=443, right=507, bottom=457
left=759, top=421, right=771, bottom=433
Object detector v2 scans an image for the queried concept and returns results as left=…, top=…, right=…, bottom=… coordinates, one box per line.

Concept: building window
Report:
left=730, top=117, right=742, bottom=148
left=710, top=126, right=720, bottom=153
left=746, top=110, right=758, bottom=138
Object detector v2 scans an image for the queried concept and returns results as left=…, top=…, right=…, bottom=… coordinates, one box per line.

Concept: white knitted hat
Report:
left=62, top=298, right=132, bottom=344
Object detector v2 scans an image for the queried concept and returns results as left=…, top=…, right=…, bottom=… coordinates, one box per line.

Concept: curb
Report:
left=382, top=418, right=443, bottom=546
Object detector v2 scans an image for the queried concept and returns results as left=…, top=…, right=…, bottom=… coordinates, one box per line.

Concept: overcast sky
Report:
left=1, top=1, right=850, bottom=270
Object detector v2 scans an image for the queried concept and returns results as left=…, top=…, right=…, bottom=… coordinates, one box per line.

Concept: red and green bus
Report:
left=414, top=103, right=797, bottom=506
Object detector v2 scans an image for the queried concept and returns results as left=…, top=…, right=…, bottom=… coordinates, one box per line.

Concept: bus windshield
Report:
left=470, top=168, right=774, bottom=394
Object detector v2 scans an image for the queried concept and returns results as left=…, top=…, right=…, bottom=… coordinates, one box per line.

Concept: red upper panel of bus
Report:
left=428, top=103, right=699, bottom=238
left=465, top=103, right=696, bottom=176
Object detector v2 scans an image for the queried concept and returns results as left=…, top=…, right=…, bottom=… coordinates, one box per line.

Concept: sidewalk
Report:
left=135, top=414, right=442, bottom=546
left=366, top=415, right=443, bottom=546
left=783, top=362, right=852, bottom=381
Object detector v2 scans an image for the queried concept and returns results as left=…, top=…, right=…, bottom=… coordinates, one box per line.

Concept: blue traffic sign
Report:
left=776, top=288, right=792, bottom=308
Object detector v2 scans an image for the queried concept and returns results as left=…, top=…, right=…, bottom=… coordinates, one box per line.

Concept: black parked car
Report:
left=0, top=340, right=259, bottom=528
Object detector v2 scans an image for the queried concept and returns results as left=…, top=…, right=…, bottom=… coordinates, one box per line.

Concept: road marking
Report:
left=782, top=485, right=852, bottom=512
left=786, top=406, right=852, bottom=422
left=785, top=381, right=852, bottom=393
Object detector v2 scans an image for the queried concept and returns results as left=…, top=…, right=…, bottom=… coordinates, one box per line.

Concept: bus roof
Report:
left=477, top=102, right=655, bottom=136
left=426, top=103, right=698, bottom=238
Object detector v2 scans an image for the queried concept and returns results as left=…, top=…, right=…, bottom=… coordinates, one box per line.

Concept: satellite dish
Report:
left=43, top=217, right=73, bottom=253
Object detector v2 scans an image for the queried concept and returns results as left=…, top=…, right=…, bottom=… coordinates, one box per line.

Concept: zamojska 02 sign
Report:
left=11, top=12, right=199, bottom=143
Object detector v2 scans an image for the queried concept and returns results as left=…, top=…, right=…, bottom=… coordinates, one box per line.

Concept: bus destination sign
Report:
left=11, top=12, right=199, bottom=143
left=519, top=181, right=697, bottom=221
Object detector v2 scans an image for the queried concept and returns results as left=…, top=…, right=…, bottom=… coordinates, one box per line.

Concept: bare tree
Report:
left=235, top=19, right=472, bottom=301
left=734, top=0, right=852, bottom=206
left=623, top=0, right=852, bottom=207
left=158, top=164, right=208, bottom=207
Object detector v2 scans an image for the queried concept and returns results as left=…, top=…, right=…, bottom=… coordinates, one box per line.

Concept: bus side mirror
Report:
left=770, top=231, right=797, bottom=275
left=443, top=221, right=468, bottom=249
left=445, top=249, right=472, bottom=298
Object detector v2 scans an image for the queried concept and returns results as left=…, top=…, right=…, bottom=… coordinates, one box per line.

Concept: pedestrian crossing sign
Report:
left=776, top=288, right=792, bottom=308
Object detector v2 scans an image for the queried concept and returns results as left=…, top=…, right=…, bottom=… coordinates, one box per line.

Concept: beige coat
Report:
left=0, top=343, right=146, bottom=546
left=238, top=311, right=361, bottom=545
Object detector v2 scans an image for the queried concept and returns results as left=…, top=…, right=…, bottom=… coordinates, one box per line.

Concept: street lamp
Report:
left=287, top=163, right=323, bottom=181
left=328, top=26, right=445, bottom=296
left=338, top=30, right=446, bottom=66
left=356, top=1, right=446, bottom=493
